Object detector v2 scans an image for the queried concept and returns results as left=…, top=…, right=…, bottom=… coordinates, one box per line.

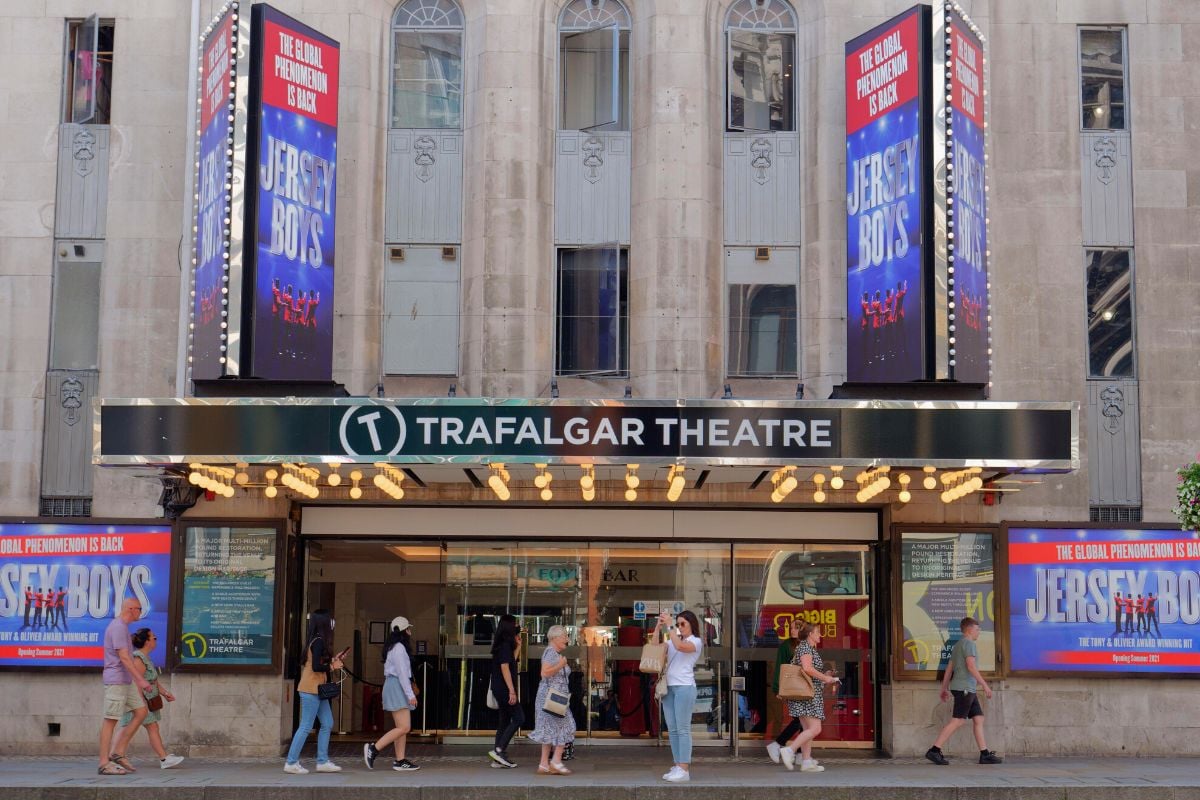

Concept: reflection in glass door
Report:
left=734, top=545, right=875, bottom=747
left=440, top=542, right=731, bottom=744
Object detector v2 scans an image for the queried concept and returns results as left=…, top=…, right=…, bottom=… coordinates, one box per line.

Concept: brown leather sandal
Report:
left=110, top=754, right=136, bottom=772
left=98, top=761, right=127, bottom=775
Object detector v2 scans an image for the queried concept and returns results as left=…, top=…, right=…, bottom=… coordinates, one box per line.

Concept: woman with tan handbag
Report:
left=529, top=625, right=575, bottom=775
left=779, top=620, right=839, bottom=773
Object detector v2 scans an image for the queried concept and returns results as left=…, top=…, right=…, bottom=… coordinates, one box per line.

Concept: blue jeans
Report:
left=663, top=684, right=697, bottom=765
left=286, top=692, right=333, bottom=764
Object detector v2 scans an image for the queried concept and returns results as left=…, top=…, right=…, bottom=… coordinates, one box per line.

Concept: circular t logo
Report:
left=339, top=405, right=407, bottom=457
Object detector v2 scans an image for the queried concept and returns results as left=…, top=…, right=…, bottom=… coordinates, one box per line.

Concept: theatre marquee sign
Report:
left=96, top=399, right=1077, bottom=469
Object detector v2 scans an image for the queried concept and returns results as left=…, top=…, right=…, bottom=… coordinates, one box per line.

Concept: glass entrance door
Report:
left=733, top=544, right=876, bottom=747
left=440, top=542, right=732, bottom=744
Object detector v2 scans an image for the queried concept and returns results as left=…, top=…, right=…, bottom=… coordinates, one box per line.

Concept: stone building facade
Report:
left=0, top=0, right=1198, bottom=758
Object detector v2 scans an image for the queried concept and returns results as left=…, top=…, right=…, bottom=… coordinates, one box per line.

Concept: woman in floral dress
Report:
left=528, top=625, right=575, bottom=775
left=780, top=621, right=840, bottom=773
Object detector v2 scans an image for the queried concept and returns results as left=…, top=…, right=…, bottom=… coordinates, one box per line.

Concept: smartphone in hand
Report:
left=334, top=646, right=351, bottom=662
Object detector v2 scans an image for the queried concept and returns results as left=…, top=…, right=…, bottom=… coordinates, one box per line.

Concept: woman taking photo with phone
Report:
left=778, top=620, right=840, bottom=773
left=529, top=625, right=574, bottom=775
left=364, top=616, right=420, bottom=772
left=284, top=609, right=344, bottom=774
left=655, top=609, right=703, bottom=783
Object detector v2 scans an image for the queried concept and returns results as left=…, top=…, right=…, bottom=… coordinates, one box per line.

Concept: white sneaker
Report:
left=283, top=762, right=309, bottom=774
left=159, top=754, right=184, bottom=769
left=801, top=759, right=825, bottom=772
left=315, top=761, right=342, bottom=772
left=664, top=768, right=690, bottom=782
left=663, top=766, right=681, bottom=780
left=766, top=741, right=782, bottom=763
left=780, top=746, right=797, bottom=771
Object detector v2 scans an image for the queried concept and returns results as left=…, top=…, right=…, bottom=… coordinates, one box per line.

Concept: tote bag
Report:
left=486, top=686, right=500, bottom=710
left=639, top=630, right=667, bottom=674
left=542, top=688, right=570, bottom=718
left=778, top=663, right=815, bottom=701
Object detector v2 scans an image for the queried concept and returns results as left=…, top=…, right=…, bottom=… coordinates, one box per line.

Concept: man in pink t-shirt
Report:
left=97, top=597, right=151, bottom=775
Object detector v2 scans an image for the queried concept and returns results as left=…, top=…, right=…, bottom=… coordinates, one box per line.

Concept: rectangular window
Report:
left=392, top=30, right=462, bottom=128
left=49, top=246, right=101, bottom=370
left=556, top=247, right=628, bottom=377
left=1085, top=249, right=1135, bottom=378
left=1080, top=27, right=1126, bottom=130
left=63, top=16, right=114, bottom=124
left=728, top=31, right=794, bottom=132
left=560, top=27, right=629, bottom=131
left=726, top=247, right=798, bottom=377
left=897, top=530, right=997, bottom=677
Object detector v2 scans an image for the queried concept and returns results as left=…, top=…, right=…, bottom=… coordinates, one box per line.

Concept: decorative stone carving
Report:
left=583, top=136, right=605, bottom=183
left=414, top=135, right=437, bottom=182
left=72, top=129, right=97, bottom=177
left=60, top=376, right=85, bottom=426
left=1100, top=385, right=1124, bottom=434
left=1093, top=137, right=1117, bottom=185
left=750, top=137, right=772, bottom=185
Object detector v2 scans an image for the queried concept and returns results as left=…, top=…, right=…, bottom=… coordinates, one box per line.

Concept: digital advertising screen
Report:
left=946, top=12, right=989, bottom=383
left=246, top=4, right=340, bottom=381
left=844, top=6, right=928, bottom=383
left=180, top=526, right=277, bottom=666
left=0, top=523, right=172, bottom=668
left=191, top=7, right=237, bottom=381
left=1008, top=527, right=1200, bottom=674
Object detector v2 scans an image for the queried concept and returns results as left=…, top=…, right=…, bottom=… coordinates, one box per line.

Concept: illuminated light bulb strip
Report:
left=922, top=465, right=938, bottom=490
left=348, top=469, right=363, bottom=500
left=939, top=467, right=984, bottom=503
left=812, top=472, right=826, bottom=504
left=280, top=464, right=320, bottom=499
left=769, top=466, right=798, bottom=503
left=580, top=464, right=596, bottom=502
left=534, top=463, right=554, bottom=501
left=829, top=466, right=844, bottom=491
left=897, top=472, right=912, bottom=503
left=855, top=466, right=892, bottom=503
left=485, top=463, right=509, bottom=502
left=666, top=465, right=686, bottom=503
left=187, top=463, right=235, bottom=497
left=373, top=462, right=406, bottom=500
left=264, top=468, right=279, bottom=498
left=326, top=462, right=342, bottom=487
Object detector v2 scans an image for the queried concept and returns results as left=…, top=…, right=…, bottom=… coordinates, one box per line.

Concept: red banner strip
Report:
left=0, top=646, right=105, bottom=660
left=0, top=532, right=171, bottom=558
left=1046, top=650, right=1200, bottom=667
left=1008, top=540, right=1200, bottom=565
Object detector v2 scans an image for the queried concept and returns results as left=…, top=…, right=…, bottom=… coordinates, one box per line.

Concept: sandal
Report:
left=537, top=765, right=553, bottom=775
left=98, top=762, right=128, bottom=776
left=549, top=762, right=572, bottom=775
left=110, top=754, right=136, bottom=772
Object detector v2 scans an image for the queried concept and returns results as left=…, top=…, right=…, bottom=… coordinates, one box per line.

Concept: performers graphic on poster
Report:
left=1008, top=527, right=1200, bottom=673
left=844, top=7, right=926, bottom=383
left=0, top=524, right=171, bottom=667
left=247, top=5, right=340, bottom=380
left=947, top=14, right=989, bottom=383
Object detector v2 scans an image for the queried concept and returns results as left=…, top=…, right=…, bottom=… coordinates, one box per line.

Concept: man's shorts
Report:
left=951, top=690, right=983, bottom=720
left=103, top=683, right=145, bottom=721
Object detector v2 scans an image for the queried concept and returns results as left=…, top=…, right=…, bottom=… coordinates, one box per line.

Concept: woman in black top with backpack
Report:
left=487, top=614, right=522, bottom=768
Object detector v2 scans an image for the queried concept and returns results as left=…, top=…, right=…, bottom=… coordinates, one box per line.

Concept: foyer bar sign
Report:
left=96, top=399, right=1077, bottom=469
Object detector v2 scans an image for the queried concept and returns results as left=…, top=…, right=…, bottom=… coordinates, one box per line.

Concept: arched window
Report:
left=725, top=0, right=796, bottom=131
left=391, top=0, right=464, bottom=129
left=559, top=0, right=631, bottom=131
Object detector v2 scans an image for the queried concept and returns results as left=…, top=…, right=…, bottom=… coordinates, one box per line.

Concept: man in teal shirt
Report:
left=925, top=617, right=1002, bottom=765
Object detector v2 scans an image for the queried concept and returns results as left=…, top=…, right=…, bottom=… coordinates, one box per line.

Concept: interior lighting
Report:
left=327, top=462, right=342, bottom=487
left=666, top=465, right=686, bottom=502
left=264, top=468, right=278, bottom=499
left=349, top=469, right=363, bottom=500
left=487, top=464, right=510, bottom=501
left=898, top=473, right=912, bottom=503
left=534, top=464, right=550, bottom=489
left=829, top=466, right=844, bottom=490
left=625, top=488, right=637, bottom=502
left=580, top=464, right=595, bottom=491
left=625, top=464, right=640, bottom=490
left=923, top=466, right=937, bottom=490
left=540, top=487, right=553, bottom=502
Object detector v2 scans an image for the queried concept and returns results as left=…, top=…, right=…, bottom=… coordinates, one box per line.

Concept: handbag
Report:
left=639, top=630, right=667, bottom=674
left=778, top=663, right=815, bottom=701
left=318, top=678, right=341, bottom=701
left=486, top=686, right=500, bottom=710
left=542, top=688, right=570, bottom=718
left=654, top=676, right=668, bottom=700
left=145, top=692, right=164, bottom=712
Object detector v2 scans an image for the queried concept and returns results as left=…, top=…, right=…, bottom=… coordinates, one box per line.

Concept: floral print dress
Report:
left=785, top=641, right=825, bottom=720
left=528, top=647, right=575, bottom=746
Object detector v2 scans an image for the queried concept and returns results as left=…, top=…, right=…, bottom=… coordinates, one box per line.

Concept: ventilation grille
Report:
left=1089, top=505, right=1142, bottom=523
left=40, top=497, right=92, bottom=517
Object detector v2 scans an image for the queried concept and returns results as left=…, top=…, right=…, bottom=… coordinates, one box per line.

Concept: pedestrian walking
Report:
left=364, top=616, right=420, bottom=772
left=115, top=629, right=184, bottom=769
left=656, top=609, right=704, bottom=783
left=97, top=597, right=153, bottom=775
left=766, top=617, right=801, bottom=764
left=529, top=625, right=575, bottom=775
left=284, top=609, right=345, bottom=774
left=778, top=620, right=839, bottom=773
left=486, top=614, right=523, bottom=769
left=925, top=617, right=1002, bottom=766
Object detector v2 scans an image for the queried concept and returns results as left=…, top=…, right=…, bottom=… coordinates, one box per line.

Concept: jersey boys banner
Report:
left=0, top=523, right=171, bottom=668
left=1008, top=527, right=1200, bottom=673
left=192, top=7, right=237, bottom=380
left=245, top=4, right=339, bottom=381
left=946, top=13, right=989, bottom=382
left=845, top=6, right=927, bottom=383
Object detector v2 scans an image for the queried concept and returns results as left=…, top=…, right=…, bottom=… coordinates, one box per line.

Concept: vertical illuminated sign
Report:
left=844, top=6, right=929, bottom=383
left=244, top=5, right=340, bottom=381
left=943, top=5, right=989, bottom=383
left=190, top=5, right=239, bottom=381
